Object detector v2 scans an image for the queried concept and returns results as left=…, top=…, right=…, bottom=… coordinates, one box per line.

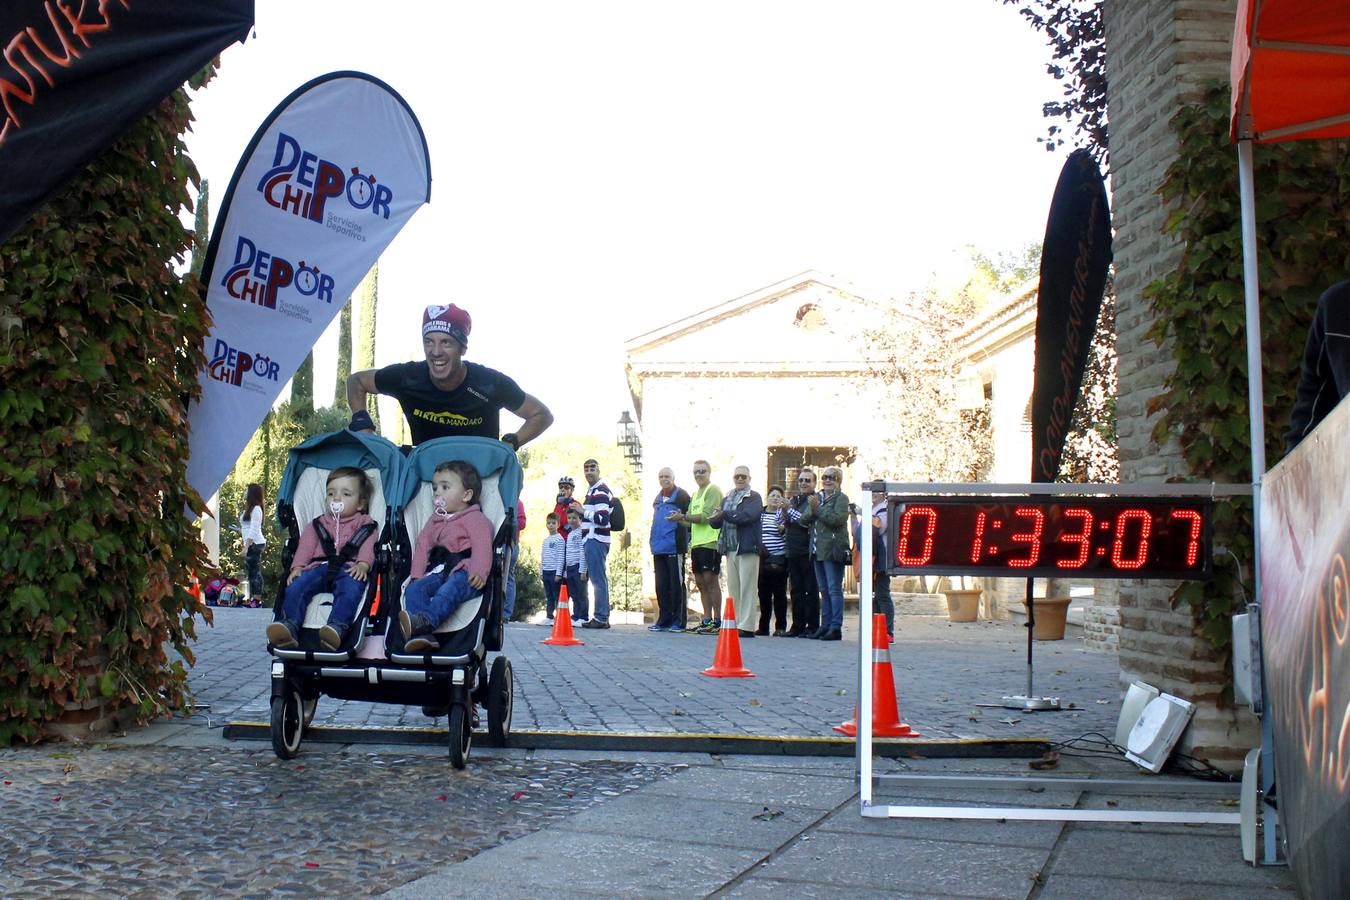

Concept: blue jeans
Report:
left=584, top=539, right=610, bottom=623
left=281, top=566, right=364, bottom=627
left=245, top=543, right=264, bottom=598
left=503, top=546, right=517, bottom=620
left=814, top=559, right=846, bottom=631
left=565, top=564, right=589, bottom=620
left=403, top=568, right=477, bottom=628
left=543, top=572, right=561, bottom=617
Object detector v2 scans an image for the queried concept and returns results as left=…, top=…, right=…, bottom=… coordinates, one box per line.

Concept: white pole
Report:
left=859, top=486, right=874, bottom=809
left=1238, top=138, right=1277, bottom=865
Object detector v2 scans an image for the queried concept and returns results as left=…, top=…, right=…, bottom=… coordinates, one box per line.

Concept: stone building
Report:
left=624, top=270, right=1041, bottom=613
left=1103, top=0, right=1259, bottom=763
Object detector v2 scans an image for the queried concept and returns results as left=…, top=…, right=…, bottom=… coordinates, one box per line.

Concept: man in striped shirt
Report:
left=572, top=459, right=614, bottom=629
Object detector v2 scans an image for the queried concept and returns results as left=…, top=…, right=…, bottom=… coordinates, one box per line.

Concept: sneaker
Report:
left=737, top=629, right=756, bottom=638
left=404, top=633, right=438, bottom=653
left=318, top=622, right=348, bottom=651
left=667, top=623, right=686, bottom=633
left=647, top=623, right=669, bottom=632
left=581, top=619, right=610, bottom=629
left=266, top=620, right=299, bottom=650
left=400, top=609, right=434, bottom=639
left=544, top=617, right=555, bottom=626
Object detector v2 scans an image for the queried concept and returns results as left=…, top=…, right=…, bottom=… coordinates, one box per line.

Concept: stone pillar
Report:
left=1103, top=0, right=1258, bottom=766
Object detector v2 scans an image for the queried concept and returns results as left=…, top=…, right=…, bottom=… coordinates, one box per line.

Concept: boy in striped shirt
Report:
left=540, top=512, right=566, bottom=623
left=564, top=509, right=589, bottom=622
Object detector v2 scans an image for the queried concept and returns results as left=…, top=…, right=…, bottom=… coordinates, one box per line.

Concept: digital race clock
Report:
left=884, top=496, right=1212, bottom=580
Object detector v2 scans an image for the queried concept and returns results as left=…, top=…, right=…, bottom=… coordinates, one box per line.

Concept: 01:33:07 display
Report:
left=884, top=497, right=1213, bottom=580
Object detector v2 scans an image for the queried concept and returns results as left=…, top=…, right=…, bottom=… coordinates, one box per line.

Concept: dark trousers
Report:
left=543, top=573, right=561, bottom=617
left=245, top=543, right=264, bottom=597
left=758, top=561, right=788, bottom=632
left=565, top=563, right=589, bottom=621
left=653, top=553, right=686, bottom=628
left=873, top=570, right=894, bottom=636
left=787, top=553, right=819, bottom=632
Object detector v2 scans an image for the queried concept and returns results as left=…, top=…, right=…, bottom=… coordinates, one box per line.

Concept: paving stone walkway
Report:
left=190, top=609, right=1121, bottom=744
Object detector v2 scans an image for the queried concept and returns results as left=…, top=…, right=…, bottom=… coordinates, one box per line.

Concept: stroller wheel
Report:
left=487, top=657, right=513, bottom=746
left=301, top=696, right=319, bottom=728
left=448, top=704, right=472, bottom=770
left=270, top=688, right=304, bottom=760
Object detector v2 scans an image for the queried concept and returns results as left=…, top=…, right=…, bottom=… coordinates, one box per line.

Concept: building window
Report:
left=795, top=303, right=825, bottom=332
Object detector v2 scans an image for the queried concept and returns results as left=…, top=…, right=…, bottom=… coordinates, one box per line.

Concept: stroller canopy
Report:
left=400, top=437, right=523, bottom=513
left=275, top=429, right=411, bottom=512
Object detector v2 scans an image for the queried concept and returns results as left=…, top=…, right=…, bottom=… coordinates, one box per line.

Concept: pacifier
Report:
left=434, top=496, right=449, bottom=516
left=330, top=500, right=345, bottom=516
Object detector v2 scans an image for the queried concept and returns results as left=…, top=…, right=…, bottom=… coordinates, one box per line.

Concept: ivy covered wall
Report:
left=0, top=79, right=214, bottom=744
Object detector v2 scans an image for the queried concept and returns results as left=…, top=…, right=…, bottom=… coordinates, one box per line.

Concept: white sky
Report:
left=186, top=0, right=1066, bottom=437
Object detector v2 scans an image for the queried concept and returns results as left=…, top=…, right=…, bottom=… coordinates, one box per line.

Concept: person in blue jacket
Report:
left=649, top=467, right=692, bottom=632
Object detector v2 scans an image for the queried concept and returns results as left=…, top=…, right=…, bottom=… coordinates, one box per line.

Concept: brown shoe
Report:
left=318, top=622, right=347, bottom=651
left=404, top=634, right=438, bottom=653
left=266, top=620, right=298, bottom=650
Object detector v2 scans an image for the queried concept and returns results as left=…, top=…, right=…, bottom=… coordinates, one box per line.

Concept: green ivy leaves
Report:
left=1145, top=83, right=1350, bottom=659
left=0, top=79, right=215, bottom=745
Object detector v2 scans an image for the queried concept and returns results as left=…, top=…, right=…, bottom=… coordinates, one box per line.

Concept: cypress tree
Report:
left=355, top=263, right=379, bottom=431
left=292, top=353, right=314, bottom=419
left=334, top=300, right=352, bottom=408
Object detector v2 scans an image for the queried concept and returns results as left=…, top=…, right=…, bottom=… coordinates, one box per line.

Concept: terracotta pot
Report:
left=944, top=588, right=982, bottom=622
left=1024, top=595, right=1073, bottom=641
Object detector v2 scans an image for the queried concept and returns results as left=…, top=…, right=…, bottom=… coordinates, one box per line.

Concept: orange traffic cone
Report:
left=834, top=613, right=920, bottom=737
left=701, top=597, right=755, bottom=678
left=188, top=571, right=201, bottom=602
left=541, top=584, right=584, bottom=646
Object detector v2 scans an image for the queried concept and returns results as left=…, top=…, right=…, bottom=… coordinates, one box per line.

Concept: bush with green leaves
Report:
left=1145, top=83, right=1350, bottom=651
left=0, top=80, right=213, bottom=744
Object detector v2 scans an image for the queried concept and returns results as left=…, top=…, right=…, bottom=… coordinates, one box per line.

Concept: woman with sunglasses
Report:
left=800, top=465, right=849, bottom=641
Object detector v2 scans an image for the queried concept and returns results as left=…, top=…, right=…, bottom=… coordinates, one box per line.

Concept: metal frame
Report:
left=856, top=479, right=1250, bottom=826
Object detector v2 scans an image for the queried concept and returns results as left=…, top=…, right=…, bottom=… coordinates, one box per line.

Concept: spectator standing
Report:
left=1286, top=279, right=1350, bottom=452
left=866, top=489, right=894, bottom=640
left=539, top=512, right=566, bottom=623
left=800, top=465, right=849, bottom=641
left=676, top=460, right=723, bottom=633
left=757, top=485, right=789, bottom=636
left=503, top=499, right=526, bottom=622
left=239, top=482, right=266, bottom=604
left=553, top=476, right=577, bottom=542
left=572, top=459, right=613, bottom=629
left=711, top=465, right=763, bottom=637
left=649, top=467, right=692, bottom=632
left=785, top=469, right=820, bottom=637
left=564, top=508, right=589, bottom=621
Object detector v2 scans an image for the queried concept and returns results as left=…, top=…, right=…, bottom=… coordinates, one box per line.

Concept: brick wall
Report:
left=1104, top=0, right=1258, bottom=765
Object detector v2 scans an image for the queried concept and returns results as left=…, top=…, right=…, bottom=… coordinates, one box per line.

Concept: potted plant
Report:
left=1025, top=578, right=1073, bottom=640
left=944, top=576, right=982, bottom=622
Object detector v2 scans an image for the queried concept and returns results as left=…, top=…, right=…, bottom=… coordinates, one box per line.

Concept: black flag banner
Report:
left=1030, top=149, right=1113, bottom=483
left=0, top=0, right=254, bottom=246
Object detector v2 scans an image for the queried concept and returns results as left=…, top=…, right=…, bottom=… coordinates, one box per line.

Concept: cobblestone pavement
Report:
left=0, top=743, right=670, bottom=897
left=190, top=609, right=1120, bottom=744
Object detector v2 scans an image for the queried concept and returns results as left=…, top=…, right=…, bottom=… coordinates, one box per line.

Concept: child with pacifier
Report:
left=267, top=467, right=379, bottom=651
left=401, top=460, right=495, bottom=652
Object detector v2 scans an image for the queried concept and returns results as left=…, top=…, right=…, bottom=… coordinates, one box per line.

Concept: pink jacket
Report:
left=292, top=512, right=379, bottom=573
left=410, top=505, right=494, bottom=582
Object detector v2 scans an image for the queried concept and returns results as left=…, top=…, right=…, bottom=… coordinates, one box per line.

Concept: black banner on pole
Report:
left=1030, top=149, right=1112, bottom=483
left=0, top=0, right=254, bottom=246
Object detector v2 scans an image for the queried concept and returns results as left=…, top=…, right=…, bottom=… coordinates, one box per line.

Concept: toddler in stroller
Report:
left=401, top=459, right=495, bottom=652
left=267, top=466, right=379, bottom=651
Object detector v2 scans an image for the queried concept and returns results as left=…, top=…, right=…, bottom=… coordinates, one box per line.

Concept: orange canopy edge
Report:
left=1231, top=0, right=1350, bottom=143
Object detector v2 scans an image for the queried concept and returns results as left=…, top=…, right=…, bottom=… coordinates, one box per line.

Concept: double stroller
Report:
left=266, top=430, right=520, bottom=768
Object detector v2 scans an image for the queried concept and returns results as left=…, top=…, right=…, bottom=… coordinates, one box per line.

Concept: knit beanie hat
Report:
left=422, top=304, right=471, bottom=348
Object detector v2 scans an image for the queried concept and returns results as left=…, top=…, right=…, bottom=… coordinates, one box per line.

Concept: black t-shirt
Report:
left=374, top=360, right=526, bottom=445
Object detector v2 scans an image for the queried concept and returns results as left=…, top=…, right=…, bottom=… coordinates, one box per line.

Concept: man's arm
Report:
left=504, top=393, right=554, bottom=448
left=346, top=369, right=381, bottom=430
